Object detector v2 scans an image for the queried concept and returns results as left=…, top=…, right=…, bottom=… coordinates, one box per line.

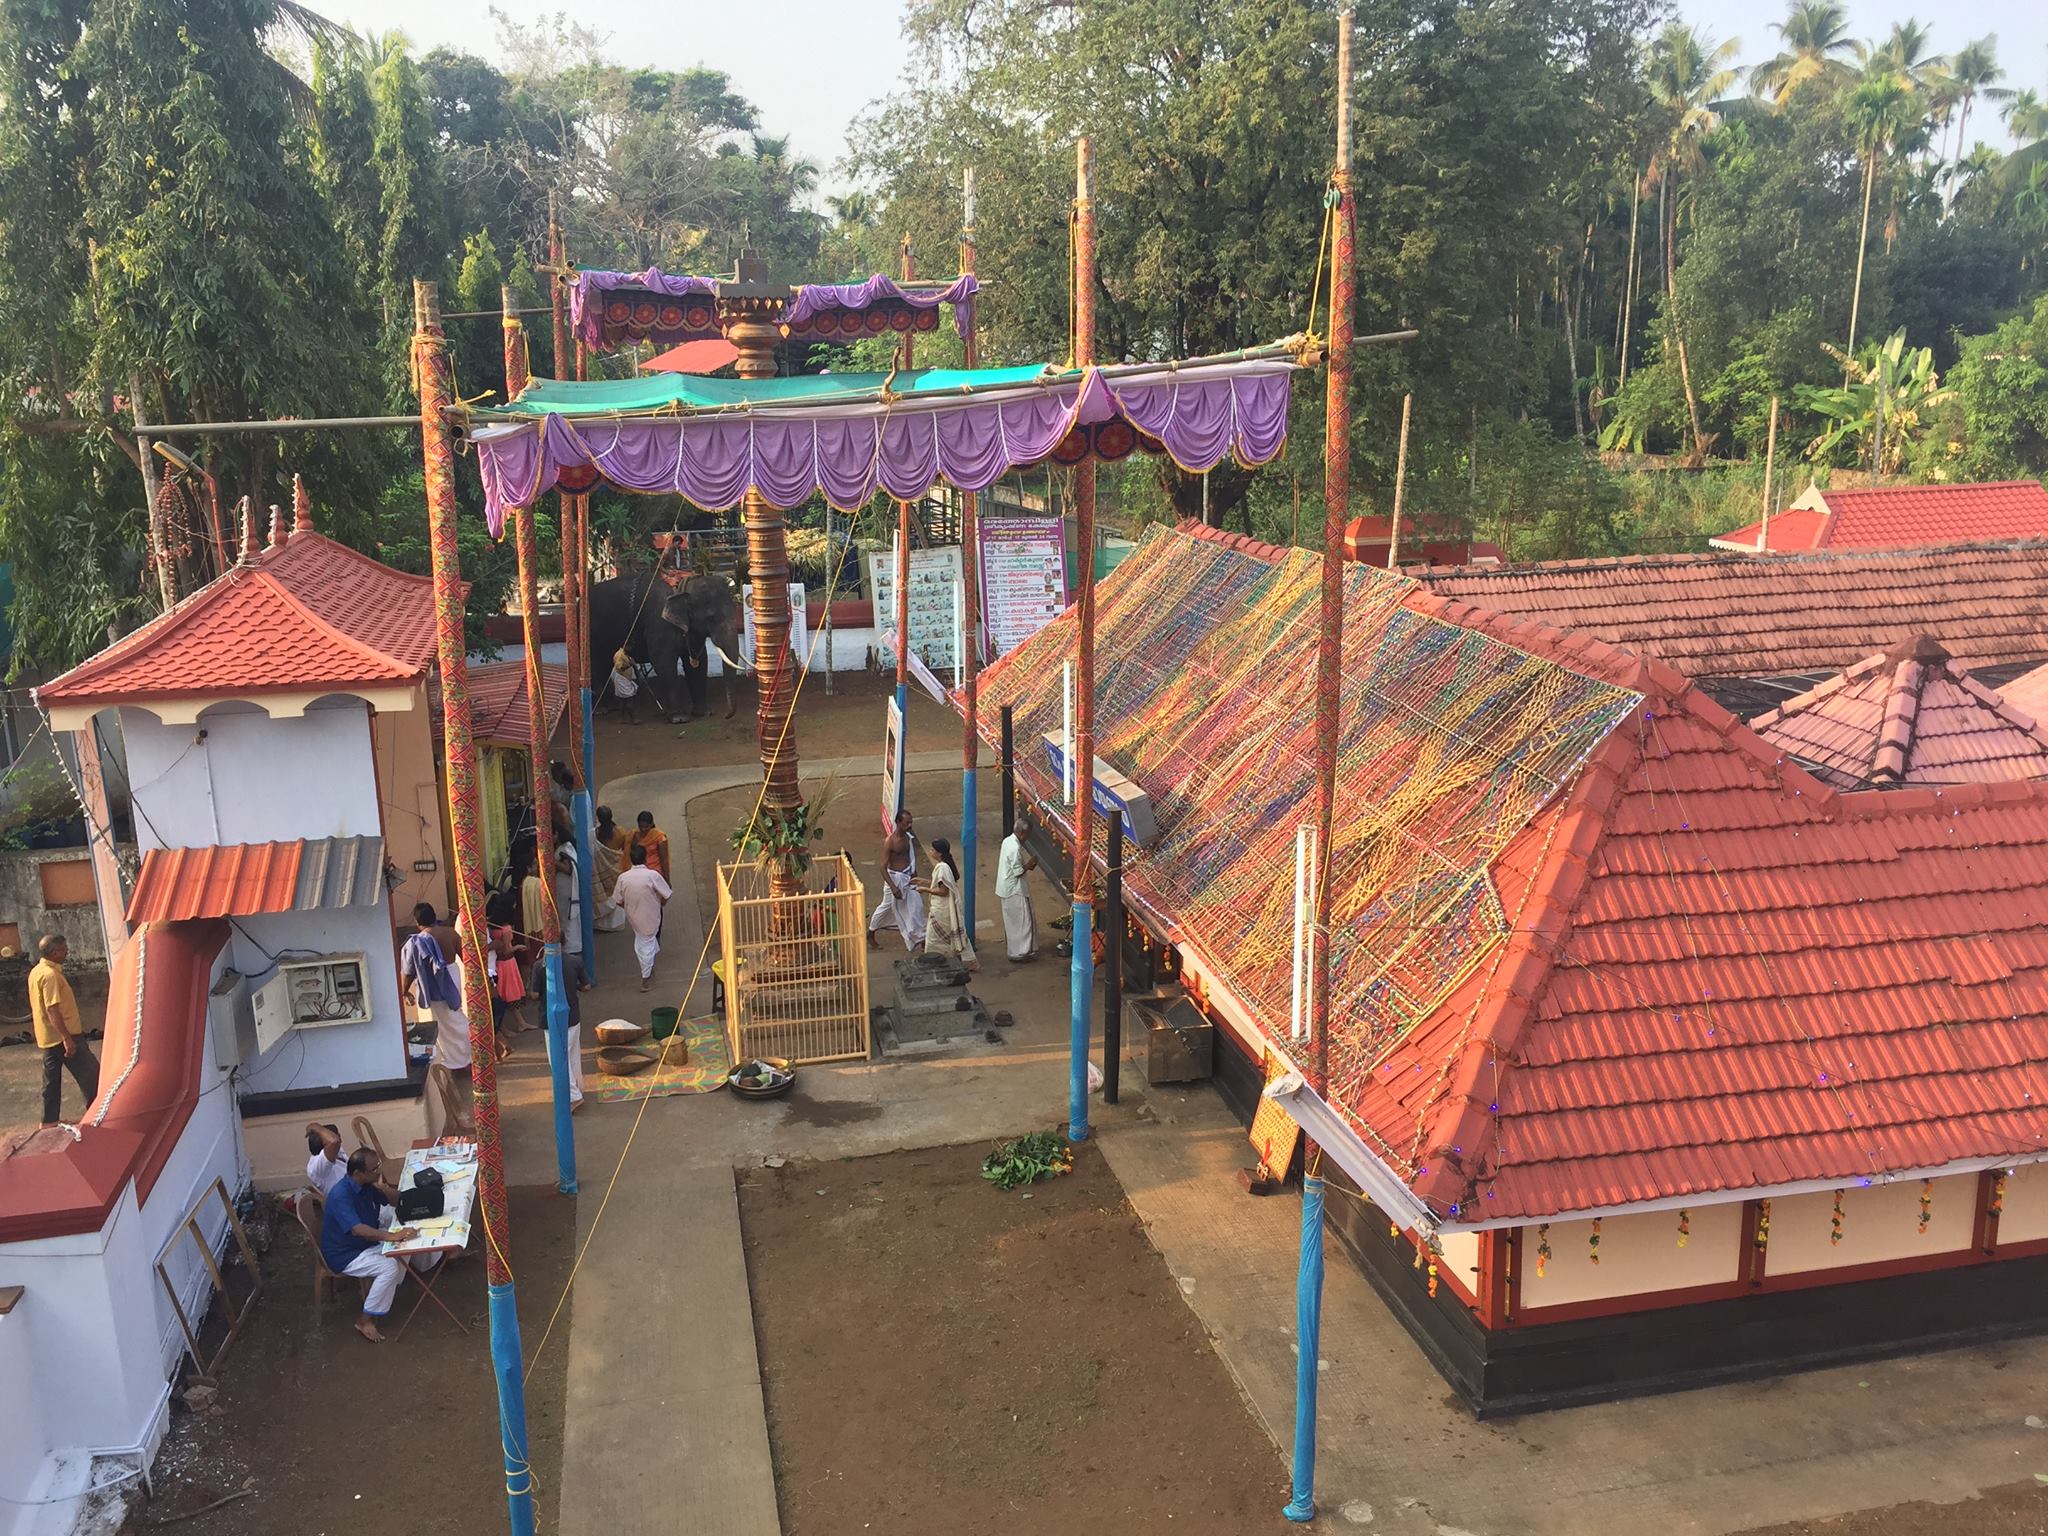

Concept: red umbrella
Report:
left=643, top=338, right=740, bottom=374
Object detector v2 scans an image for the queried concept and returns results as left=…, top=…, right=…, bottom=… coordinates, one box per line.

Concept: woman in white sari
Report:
left=919, top=837, right=977, bottom=971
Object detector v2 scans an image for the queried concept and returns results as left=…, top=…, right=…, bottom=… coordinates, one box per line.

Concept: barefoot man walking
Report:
left=867, top=809, right=925, bottom=953
left=614, top=843, right=672, bottom=992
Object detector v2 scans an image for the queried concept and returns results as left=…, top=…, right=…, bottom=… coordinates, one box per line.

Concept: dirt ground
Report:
left=589, top=669, right=964, bottom=785
left=123, top=1184, right=574, bottom=1536
left=737, top=1140, right=1288, bottom=1536
left=1737, top=1483, right=2048, bottom=1535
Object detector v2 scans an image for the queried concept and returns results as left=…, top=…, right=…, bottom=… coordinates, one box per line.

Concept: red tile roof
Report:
left=1417, top=541, right=2048, bottom=684
left=1999, top=661, right=2048, bottom=725
left=991, top=522, right=2048, bottom=1223
left=38, top=531, right=438, bottom=710
left=1715, top=481, right=2048, bottom=553
left=1708, top=505, right=1829, bottom=553
left=1750, top=637, right=2048, bottom=789
left=431, top=659, right=570, bottom=749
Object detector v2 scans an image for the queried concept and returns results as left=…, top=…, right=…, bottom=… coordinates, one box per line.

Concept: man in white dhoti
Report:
left=613, top=843, right=673, bottom=991
left=867, top=809, right=926, bottom=951
left=996, top=806, right=1040, bottom=962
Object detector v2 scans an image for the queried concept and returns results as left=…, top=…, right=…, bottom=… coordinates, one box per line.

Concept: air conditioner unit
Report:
left=252, top=953, right=371, bottom=1056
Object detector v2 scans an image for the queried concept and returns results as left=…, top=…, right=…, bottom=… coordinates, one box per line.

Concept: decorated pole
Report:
left=1067, top=136, right=1099, bottom=1145
left=549, top=197, right=599, bottom=977
left=892, top=233, right=916, bottom=820
left=414, top=279, right=537, bottom=1536
left=1288, top=15, right=1353, bottom=1524
left=724, top=249, right=805, bottom=876
left=505, top=287, right=577, bottom=1195
left=959, top=168, right=982, bottom=941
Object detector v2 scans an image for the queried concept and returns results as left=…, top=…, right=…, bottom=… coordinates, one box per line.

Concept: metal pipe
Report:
left=1103, top=812, right=1123, bottom=1105
left=1385, top=392, right=1413, bottom=569
left=135, top=415, right=422, bottom=437
left=1284, top=1165, right=1327, bottom=1524
left=1001, top=705, right=1015, bottom=838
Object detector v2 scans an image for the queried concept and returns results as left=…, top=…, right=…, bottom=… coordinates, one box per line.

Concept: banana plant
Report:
left=1793, top=330, right=1956, bottom=475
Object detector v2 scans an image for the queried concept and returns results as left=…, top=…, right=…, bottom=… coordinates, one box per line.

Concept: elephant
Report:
left=586, top=569, right=745, bottom=722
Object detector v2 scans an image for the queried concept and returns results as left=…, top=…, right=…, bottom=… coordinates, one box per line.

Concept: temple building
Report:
left=980, top=522, right=2048, bottom=1413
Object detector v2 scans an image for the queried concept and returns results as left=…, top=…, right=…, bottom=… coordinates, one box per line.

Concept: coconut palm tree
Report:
left=1867, top=20, right=1947, bottom=92
left=1751, top=0, right=1859, bottom=103
left=1645, top=23, right=1742, bottom=463
left=1842, top=67, right=1920, bottom=365
left=2008, top=90, right=2048, bottom=147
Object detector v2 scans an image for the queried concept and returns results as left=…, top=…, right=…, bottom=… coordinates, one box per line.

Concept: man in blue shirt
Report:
left=319, top=1148, right=437, bottom=1342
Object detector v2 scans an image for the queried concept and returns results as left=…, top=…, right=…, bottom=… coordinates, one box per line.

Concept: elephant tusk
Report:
left=712, top=643, right=747, bottom=673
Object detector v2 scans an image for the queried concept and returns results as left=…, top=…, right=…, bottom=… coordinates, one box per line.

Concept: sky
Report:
left=319, top=0, right=2048, bottom=198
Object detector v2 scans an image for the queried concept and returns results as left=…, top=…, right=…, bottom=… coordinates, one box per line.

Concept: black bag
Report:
left=396, top=1166, right=444, bottom=1222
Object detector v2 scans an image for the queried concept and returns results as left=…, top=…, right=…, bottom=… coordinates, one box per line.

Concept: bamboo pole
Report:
left=1067, top=135, right=1099, bottom=1146
left=505, top=286, right=579, bottom=1191
left=132, top=376, right=176, bottom=609
left=1384, top=392, right=1413, bottom=569
left=960, top=168, right=983, bottom=941
left=413, top=278, right=536, bottom=1536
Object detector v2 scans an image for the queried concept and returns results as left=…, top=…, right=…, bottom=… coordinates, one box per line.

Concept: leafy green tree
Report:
left=1924, top=293, right=2048, bottom=478
left=313, top=40, right=380, bottom=294
left=371, top=40, right=449, bottom=336
left=1942, top=36, right=2010, bottom=182
left=1842, top=67, right=1918, bottom=363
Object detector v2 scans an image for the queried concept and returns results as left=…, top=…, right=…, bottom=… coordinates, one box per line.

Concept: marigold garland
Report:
left=1830, top=1189, right=1845, bottom=1246
left=1676, top=1209, right=1690, bottom=1248
left=1755, top=1199, right=1771, bottom=1251
left=1989, top=1172, right=2008, bottom=1221
left=1535, top=1222, right=1551, bottom=1278
left=1918, top=1179, right=1933, bottom=1234
left=1589, top=1216, right=1602, bottom=1266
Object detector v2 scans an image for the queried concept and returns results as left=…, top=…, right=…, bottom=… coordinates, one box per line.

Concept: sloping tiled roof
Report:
left=2000, top=660, right=2048, bottom=725
left=1750, top=637, right=2048, bottom=790
left=126, top=836, right=387, bottom=924
left=1708, top=505, right=1829, bottom=553
left=430, top=659, right=570, bottom=749
left=984, top=522, right=2048, bottom=1223
left=39, top=531, right=437, bottom=710
left=1715, top=482, right=2048, bottom=553
left=1416, top=541, right=2048, bottom=684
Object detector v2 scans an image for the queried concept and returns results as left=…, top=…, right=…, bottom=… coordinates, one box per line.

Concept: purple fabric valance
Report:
left=782, top=274, right=979, bottom=339
left=471, top=360, right=1297, bottom=536
left=571, top=270, right=720, bottom=350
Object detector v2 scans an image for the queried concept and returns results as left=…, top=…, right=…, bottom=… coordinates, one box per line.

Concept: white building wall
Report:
left=1996, top=1164, right=2048, bottom=1246
left=229, top=906, right=408, bottom=1096
left=121, top=698, right=380, bottom=852
left=1519, top=1202, right=1742, bottom=1310
left=1436, top=1230, right=1481, bottom=1302
left=1766, top=1176, right=1975, bottom=1276
left=0, top=1303, right=51, bottom=1533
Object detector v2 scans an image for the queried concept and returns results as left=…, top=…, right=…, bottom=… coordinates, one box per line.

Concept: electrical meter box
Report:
left=251, top=953, right=371, bottom=1056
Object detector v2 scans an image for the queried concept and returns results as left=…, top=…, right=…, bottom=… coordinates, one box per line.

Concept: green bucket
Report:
left=650, top=1006, right=680, bottom=1041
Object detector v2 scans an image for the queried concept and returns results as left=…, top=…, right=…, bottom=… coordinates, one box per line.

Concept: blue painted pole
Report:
left=1284, top=1171, right=1326, bottom=1523
left=580, top=687, right=594, bottom=808
left=487, top=1281, right=538, bottom=1536
left=573, top=787, right=595, bottom=982
left=1067, top=898, right=1093, bottom=1142
left=961, top=766, right=978, bottom=940
left=543, top=942, right=577, bottom=1194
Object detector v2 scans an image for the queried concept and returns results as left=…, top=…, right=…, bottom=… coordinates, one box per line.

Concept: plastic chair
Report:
left=351, top=1114, right=393, bottom=1168
left=296, top=1190, right=374, bottom=1309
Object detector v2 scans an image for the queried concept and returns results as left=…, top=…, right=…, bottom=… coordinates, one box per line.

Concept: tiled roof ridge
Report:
left=261, top=528, right=434, bottom=601
left=1823, top=478, right=2044, bottom=501
left=1414, top=534, right=2048, bottom=578
left=243, top=567, right=423, bottom=682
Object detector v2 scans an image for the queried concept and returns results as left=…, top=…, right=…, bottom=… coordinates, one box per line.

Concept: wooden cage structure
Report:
left=716, top=853, right=871, bottom=1065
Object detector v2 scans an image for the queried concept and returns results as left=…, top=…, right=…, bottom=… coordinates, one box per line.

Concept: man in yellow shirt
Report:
left=31, top=934, right=100, bottom=1127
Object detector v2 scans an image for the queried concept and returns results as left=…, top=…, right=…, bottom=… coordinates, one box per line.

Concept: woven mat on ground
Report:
left=593, top=1014, right=731, bottom=1101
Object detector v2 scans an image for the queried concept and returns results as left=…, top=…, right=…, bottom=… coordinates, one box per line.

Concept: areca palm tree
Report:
left=1944, top=36, right=2011, bottom=173
left=1752, top=0, right=1859, bottom=103
left=1645, top=22, right=1742, bottom=463
left=1843, top=67, right=1919, bottom=365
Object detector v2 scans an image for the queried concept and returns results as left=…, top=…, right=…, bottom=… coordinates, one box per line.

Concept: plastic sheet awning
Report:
left=468, top=346, right=1309, bottom=535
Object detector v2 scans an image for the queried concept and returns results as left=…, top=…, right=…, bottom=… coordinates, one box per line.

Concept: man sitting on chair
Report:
left=320, top=1148, right=441, bottom=1343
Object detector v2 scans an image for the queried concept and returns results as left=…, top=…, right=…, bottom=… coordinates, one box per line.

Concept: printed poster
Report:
left=868, top=546, right=963, bottom=674
left=979, top=516, right=1068, bottom=659
left=880, top=696, right=906, bottom=832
